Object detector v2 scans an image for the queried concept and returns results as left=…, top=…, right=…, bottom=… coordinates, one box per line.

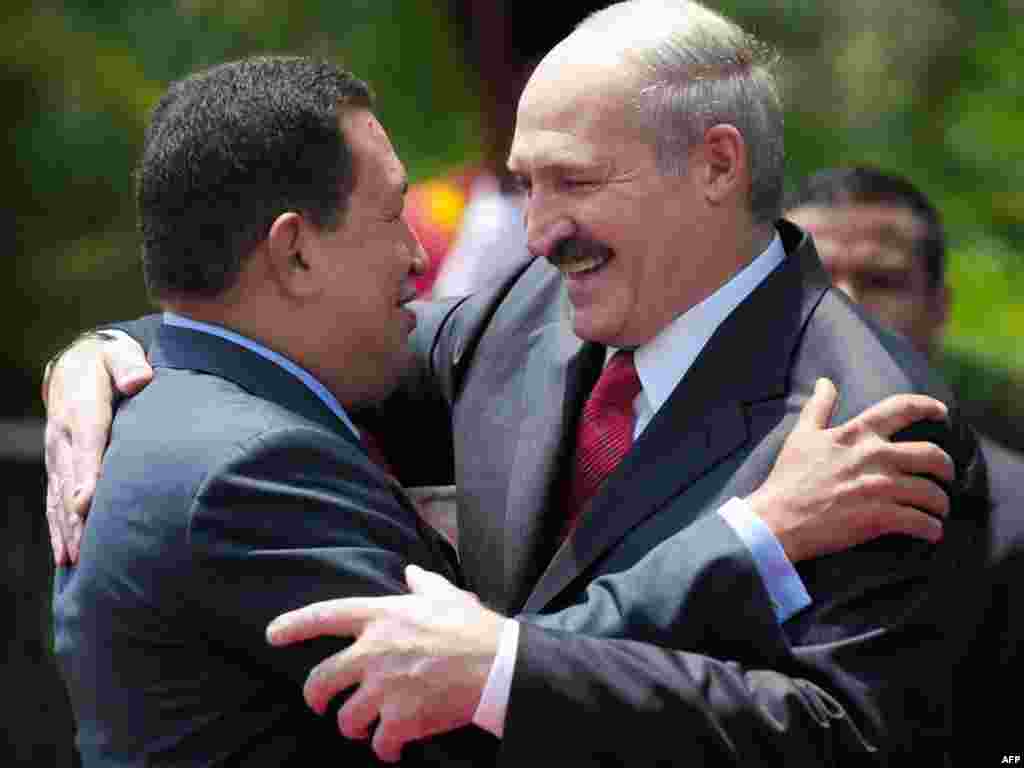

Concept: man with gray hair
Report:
left=45, top=2, right=989, bottom=765
left=261, top=2, right=987, bottom=763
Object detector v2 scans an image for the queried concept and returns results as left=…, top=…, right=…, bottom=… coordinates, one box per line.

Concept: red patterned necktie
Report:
left=563, top=350, right=642, bottom=538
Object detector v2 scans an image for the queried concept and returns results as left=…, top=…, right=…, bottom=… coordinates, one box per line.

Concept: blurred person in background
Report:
left=786, top=165, right=1023, bottom=760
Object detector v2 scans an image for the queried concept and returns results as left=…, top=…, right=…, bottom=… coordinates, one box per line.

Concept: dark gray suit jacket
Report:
left=53, top=324, right=493, bottom=766
left=373, top=220, right=990, bottom=765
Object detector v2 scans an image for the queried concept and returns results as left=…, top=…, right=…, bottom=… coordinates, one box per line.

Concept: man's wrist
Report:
left=720, top=496, right=810, bottom=621
left=471, top=618, right=520, bottom=737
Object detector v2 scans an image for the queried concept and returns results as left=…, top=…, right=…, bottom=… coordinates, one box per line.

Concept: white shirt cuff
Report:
left=471, top=617, right=519, bottom=737
left=718, top=496, right=811, bottom=622
left=471, top=498, right=810, bottom=738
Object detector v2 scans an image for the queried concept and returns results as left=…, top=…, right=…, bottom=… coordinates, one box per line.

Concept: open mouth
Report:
left=549, top=237, right=613, bottom=277
left=397, top=282, right=418, bottom=332
left=396, top=282, right=418, bottom=307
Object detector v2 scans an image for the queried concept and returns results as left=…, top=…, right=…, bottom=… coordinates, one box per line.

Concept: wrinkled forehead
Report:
left=792, top=204, right=930, bottom=273
left=510, top=51, right=645, bottom=168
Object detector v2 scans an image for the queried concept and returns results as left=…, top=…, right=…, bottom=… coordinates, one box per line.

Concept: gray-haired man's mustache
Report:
left=547, top=237, right=614, bottom=269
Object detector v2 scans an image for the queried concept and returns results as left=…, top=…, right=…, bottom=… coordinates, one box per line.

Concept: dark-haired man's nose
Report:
left=404, top=219, right=428, bottom=277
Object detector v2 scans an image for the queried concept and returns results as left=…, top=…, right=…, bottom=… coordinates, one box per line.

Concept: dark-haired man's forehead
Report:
left=791, top=203, right=930, bottom=277
left=790, top=204, right=926, bottom=245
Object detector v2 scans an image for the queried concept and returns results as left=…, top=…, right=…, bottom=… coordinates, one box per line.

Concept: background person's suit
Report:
left=379, top=220, right=989, bottom=764
left=53, top=323, right=491, bottom=766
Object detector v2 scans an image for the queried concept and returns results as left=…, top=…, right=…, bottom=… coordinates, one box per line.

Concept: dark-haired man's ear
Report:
left=267, top=212, right=321, bottom=299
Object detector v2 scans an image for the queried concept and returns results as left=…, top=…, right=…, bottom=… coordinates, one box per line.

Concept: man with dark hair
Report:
left=786, top=165, right=1024, bottom=760
left=51, top=55, right=483, bottom=766
left=785, top=166, right=949, bottom=359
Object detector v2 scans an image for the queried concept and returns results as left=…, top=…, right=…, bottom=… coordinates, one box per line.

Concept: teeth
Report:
left=561, top=253, right=609, bottom=275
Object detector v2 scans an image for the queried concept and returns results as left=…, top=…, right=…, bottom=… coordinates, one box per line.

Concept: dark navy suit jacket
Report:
left=53, top=323, right=492, bottom=766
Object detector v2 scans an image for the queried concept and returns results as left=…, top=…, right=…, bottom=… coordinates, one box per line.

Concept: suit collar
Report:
left=633, top=232, right=786, bottom=416
left=524, top=220, right=832, bottom=612
left=500, top=317, right=604, bottom=612
left=648, top=219, right=831, bottom=412
left=150, top=322, right=362, bottom=450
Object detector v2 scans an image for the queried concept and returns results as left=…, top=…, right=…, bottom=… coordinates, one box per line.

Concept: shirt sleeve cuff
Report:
left=471, top=618, right=520, bottom=737
left=718, top=496, right=811, bottom=622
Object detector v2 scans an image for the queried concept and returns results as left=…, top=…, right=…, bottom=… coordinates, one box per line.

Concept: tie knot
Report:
left=589, top=350, right=641, bottom=408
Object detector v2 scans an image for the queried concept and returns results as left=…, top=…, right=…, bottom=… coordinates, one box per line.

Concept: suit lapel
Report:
left=501, top=317, right=603, bottom=612
left=150, top=323, right=361, bottom=449
left=151, top=323, right=461, bottom=577
left=524, top=221, right=833, bottom=613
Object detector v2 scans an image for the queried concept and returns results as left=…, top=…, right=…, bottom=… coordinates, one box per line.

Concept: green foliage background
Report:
left=6, top=0, right=1023, bottom=447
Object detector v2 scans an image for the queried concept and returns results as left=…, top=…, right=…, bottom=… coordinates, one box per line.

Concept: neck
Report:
left=750, top=221, right=777, bottom=260
left=161, top=294, right=299, bottom=372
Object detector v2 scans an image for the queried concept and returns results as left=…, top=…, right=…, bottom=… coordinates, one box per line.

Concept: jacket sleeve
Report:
left=501, top=415, right=989, bottom=766
left=184, top=424, right=495, bottom=765
left=185, top=426, right=457, bottom=684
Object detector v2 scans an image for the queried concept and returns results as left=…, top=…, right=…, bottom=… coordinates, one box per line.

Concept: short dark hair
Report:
left=785, top=166, right=946, bottom=289
left=137, top=56, right=374, bottom=300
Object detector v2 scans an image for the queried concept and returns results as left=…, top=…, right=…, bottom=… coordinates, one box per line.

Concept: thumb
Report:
left=405, top=564, right=461, bottom=598
left=799, top=378, right=838, bottom=430
left=105, top=334, right=154, bottom=396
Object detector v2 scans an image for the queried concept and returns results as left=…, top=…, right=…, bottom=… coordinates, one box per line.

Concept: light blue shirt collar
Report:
left=162, top=312, right=360, bottom=440
left=609, top=234, right=786, bottom=436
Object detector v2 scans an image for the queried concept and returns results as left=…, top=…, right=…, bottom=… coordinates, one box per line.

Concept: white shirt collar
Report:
left=625, top=234, right=786, bottom=423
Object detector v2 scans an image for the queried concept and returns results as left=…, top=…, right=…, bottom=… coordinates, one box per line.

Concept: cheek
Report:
left=866, top=294, right=919, bottom=333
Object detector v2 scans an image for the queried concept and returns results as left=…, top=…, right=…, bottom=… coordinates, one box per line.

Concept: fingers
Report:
left=371, top=717, right=407, bottom=764
left=370, top=702, right=445, bottom=764
left=46, top=415, right=87, bottom=564
left=857, top=503, right=944, bottom=546
left=342, top=689, right=448, bottom=765
left=841, top=393, right=948, bottom=441
left=266, top=598, right=381, bottom=647
left=878, top=440, right=955, bottom=485
left=304, top=644, right=368, bottom=715
left=405, top=564, right=462, bottom=598
left=45, top=474, right=68, bottom=566
left=338, top=684, right=379, bottom=741
left=798, top=378, right=839, bottom=430
left=858, top=472, right=950, bottom=521
left=66, top=395, right=112, bottom=544
left=103, top=333, right=153, bottom=396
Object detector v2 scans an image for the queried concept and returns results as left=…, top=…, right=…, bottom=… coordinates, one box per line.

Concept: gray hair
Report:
left=575, top=1, right=785, bottom=223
